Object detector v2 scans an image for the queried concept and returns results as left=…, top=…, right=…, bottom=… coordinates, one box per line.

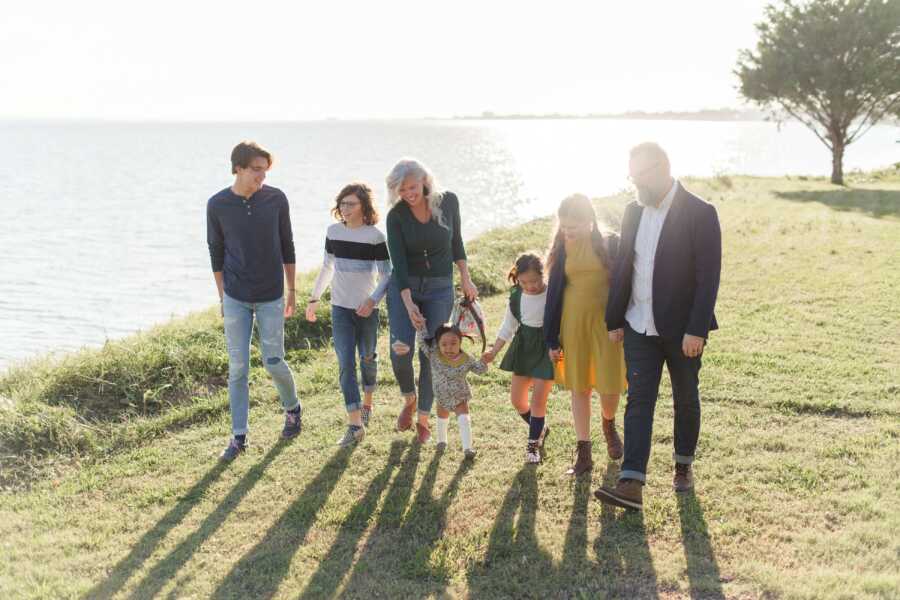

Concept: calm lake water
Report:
left=1, top=118, right=897, bottom=371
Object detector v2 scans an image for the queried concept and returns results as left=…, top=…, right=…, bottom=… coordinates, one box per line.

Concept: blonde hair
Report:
left=385, top=158, right=448, bottom=229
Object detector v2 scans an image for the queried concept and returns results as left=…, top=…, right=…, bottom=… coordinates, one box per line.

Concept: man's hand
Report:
left=682, top=334, right=705, bottom=358
left=284, top=290, right=296, bottom=318
left=608, top=328, right=624, bottom=343
left=356, top=298, right=375, bottom=318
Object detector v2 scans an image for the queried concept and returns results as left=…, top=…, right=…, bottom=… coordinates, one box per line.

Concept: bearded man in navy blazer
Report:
left=595, top=142, right=721, bottom=511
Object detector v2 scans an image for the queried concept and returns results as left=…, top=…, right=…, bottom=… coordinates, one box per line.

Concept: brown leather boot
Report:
left=602, top=417, right=623, bottom=460
left=396, top=398, right=415, bottom=432
left=594, top=478, right=643, bottom=510
left=566, top=440, right=593, bottom=476
left=673, top=463, right=694, bottom=493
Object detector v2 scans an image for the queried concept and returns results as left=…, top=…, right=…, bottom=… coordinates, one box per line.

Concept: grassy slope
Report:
left=1, top=171, right=899, bottom=599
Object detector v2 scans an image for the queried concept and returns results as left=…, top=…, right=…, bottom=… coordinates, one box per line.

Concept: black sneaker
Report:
left=220, top=437, right=246, bottom=461
left=464, top=448, right=477, bottom=461
left=282, top=408, right=302, bottom=439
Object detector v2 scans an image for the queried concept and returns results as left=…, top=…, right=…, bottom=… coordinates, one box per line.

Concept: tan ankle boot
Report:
left=566, top=440, right=593, bottom=476
left=594, top=478, right=643, bottom=510
left=673, top=463, right=694, bottom=493
left=602, top=417, right=623, bottom=460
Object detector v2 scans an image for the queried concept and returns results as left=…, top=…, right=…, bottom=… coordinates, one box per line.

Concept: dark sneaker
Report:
left=464, top=448, right=477, bottom=461
left=282, top=408, right=302, bottom=439
left=525, top=440, right=541, bottom=464
left=594, top=478, right=643, bottom=511
left=602, top=417, right=623, bottom=460
left=538, top=424, right=551, bottom=448
left=220, top=438, right=246, bottom=461
left=566, top=440, right=593, bottom=476
left=337, top=425, right=365, bottom=448
left=673, top=463, right=694, bottom=493
left=361, top=405, right=373, bottom=428
left=436, top=441, right=447, bottom=452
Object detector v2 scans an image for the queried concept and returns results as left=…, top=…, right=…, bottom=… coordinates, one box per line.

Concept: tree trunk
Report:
left=831, top=141, right=844, bottom=185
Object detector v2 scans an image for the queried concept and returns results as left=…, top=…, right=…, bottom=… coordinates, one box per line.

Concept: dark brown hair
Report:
left=507, top=252, right=545, bottom=285
left=230, top=141, right=273, bottom=174
left=545, top=194, right=612, bottom=277
left=430, top=324, right=473, bottom=347
left=332, top=182, right=380, bottom=226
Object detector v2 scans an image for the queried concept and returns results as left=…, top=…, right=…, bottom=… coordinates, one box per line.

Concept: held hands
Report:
left=548, top=348, right=562, bottom=362
left=405, top=301, right=426, bottom=330
left=682, top=334, right=705, bottom=358
left=356, top=298, right=375, bottom=318
left=608, top=328, right=624, bottom=343
left=481, top=349, right=496, bottom=364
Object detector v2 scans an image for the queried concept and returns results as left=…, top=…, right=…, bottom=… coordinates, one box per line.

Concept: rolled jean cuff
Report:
left=363, top=384, right=376, bottom=393
left=345, top=402, right=362, bottom=413
left=418, top=409, right=431, bottom=417
left=673, top=453, right=694, bottom=465
left=619, top=469, right=646, bottom=484
left=232, top=427, right=248, bottom=436
left=284, top=401, right=301, bottom=413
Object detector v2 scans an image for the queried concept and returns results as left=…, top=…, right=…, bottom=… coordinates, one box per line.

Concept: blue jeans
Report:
left=223, top=293, right=300, bottom=435
left=620, top=324, right=702, bottom=483
left=331, top=305, right=379, bottom=413
left=386, top=275, right=454, bottom=416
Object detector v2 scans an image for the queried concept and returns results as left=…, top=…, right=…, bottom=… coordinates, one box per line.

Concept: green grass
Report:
left=1, top=170, right=899, bottom=599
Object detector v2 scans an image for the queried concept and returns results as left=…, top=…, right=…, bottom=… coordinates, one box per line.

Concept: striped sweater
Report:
left=310, top=223, right=392, bottom=310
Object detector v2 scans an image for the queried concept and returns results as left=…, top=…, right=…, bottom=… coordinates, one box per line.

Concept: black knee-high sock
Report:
left=528, top=416, right=545, bottom=441
left=519, top=410, right=531, bottom=425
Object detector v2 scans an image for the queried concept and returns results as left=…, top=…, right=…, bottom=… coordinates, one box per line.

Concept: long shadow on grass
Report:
left=775, top=188, right=900, bottom=219
left=465, top=466, right=553, bottom=597
left=208, top=444, right=356, bottom=600
left=678, top=492, right=725, bottom=599
left=82, top=460, right=229, bottom=599
left=593, top=462, right=659, bottom=599
left=341, top=447, right=471, bottom=597
left=121, top=439, right=290, bottom=599
left=296, top=440, right=407, bottom=599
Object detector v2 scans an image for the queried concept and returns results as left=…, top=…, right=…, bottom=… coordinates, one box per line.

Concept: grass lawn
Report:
left=1, top=171, right=899, bottom=599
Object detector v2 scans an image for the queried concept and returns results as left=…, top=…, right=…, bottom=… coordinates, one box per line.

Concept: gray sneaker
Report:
left=337, top=425, right=365, bottom=448
left=220, top=438, right=246, bottom=461
left=361, top=405, right=372, bottom=428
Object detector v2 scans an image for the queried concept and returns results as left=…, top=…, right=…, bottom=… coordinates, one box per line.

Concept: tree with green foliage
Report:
left=736, top=0, right=900, bottom=185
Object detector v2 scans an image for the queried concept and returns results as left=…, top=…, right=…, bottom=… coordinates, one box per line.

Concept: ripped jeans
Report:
left=331, top=305, right=379, bottom=413
left=223, top=293, right=300, bottom=436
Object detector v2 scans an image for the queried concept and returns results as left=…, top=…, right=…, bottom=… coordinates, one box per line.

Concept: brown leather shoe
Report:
left=602, top=417, right=623, bottom=460
left=673, top=463, right=694, bottom=493
left=415, top=422, right=431, bottom=444
left=396, top=399, right=415, bottom=432
left=565, top=440, right=593, bottom=476
left=594, top=478, right=643, bottom=510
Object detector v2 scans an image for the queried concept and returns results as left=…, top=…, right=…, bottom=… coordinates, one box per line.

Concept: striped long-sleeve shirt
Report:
left=310, top=223, right=392, bottom=310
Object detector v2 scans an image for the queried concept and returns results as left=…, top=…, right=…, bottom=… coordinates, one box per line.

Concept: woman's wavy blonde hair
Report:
left=385, top=158, right=448, bottom=229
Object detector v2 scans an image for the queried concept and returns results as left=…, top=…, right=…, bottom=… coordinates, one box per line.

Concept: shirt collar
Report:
left=650, top=179, right=677, bottom=212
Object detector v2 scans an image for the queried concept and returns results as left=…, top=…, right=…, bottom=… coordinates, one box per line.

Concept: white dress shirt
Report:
left=496, top=289, right=547, bottom=342
left=626, top=179, right=678, bottom=336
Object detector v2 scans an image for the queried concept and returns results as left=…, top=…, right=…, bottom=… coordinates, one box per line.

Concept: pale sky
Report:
left=2, top=0, right=769, bottom=121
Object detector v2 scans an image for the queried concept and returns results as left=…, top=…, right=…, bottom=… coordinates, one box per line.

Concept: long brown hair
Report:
left=332, top=182, right=379, bottom=225
left=545, top=194, right=612, bottom=277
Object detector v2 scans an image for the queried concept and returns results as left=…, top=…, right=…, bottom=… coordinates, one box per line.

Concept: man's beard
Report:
left=636, top=184, right=664, bottom=207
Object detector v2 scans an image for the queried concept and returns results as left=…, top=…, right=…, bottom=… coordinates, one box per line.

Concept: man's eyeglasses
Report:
left=627, top=162, right=661, bottom=184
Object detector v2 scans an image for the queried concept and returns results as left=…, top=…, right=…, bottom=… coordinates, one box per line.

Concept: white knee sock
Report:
left=458, top=414, right=473, bottom=451
left=436, top=417, right=449, bottom=444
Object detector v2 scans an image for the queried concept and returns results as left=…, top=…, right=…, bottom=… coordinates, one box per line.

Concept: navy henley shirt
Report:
left=206, top=185, right=296, bottom=303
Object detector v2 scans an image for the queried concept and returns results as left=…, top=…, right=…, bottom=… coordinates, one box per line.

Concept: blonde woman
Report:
left=384, top=158, right=477, bottom=444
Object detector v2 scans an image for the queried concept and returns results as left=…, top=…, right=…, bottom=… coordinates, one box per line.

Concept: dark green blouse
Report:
left=386, top=191, right=467, bottom=291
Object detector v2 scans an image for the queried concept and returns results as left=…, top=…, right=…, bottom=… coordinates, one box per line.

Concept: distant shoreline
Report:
left=445, top=108, right=769, bottom=122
